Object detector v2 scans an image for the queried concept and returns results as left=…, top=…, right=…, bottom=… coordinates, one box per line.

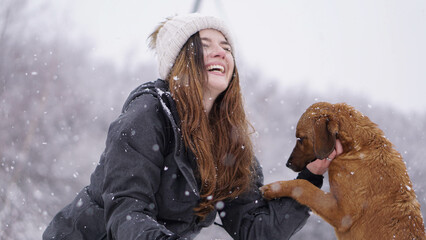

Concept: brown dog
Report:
left=260, top=102, right=425, bottom=239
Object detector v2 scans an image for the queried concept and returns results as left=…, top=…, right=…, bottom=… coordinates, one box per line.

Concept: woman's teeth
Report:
left=207, top=65, right=224, bottom=73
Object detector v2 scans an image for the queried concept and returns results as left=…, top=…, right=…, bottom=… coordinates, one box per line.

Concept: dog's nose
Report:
left=286, top=156, right=293, bottom=168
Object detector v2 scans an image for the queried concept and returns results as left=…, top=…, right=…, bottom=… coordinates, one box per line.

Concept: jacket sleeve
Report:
left=101, top=94, right=179, bottom=240
left=219, top=159, right=321, bottom=240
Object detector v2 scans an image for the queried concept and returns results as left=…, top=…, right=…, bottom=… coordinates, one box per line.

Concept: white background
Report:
left=50, top=0, right=426, bottom=113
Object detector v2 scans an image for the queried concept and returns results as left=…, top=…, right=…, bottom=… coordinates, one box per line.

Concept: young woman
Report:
left=43, top=13, right=340, bottom=240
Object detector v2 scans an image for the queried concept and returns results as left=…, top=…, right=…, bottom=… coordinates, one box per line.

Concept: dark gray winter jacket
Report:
left=43, top=79, right=323, bottom=240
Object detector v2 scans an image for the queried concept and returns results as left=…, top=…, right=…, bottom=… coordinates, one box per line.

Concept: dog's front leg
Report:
left=260, top=179, right=352, bottom=232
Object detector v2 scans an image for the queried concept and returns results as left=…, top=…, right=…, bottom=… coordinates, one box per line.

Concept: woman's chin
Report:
left=207, top=75, right=230, bottom=91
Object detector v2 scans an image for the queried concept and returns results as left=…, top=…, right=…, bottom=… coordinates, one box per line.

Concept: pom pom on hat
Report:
left=150, top=13, right=234, bottom=79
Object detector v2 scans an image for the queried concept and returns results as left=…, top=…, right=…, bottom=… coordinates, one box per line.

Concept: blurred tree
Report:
left=0, top=0, right=93, bottom=238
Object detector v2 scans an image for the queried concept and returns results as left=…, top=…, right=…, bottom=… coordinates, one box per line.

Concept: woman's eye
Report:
left=223, top=47, right=231, bottom=52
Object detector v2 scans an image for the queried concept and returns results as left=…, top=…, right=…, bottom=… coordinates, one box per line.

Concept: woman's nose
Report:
left=207, top=44, right=226, bottom=58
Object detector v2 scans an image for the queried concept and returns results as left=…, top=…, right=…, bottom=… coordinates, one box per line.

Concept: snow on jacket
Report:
left=43, top=79, right=323, bottom=240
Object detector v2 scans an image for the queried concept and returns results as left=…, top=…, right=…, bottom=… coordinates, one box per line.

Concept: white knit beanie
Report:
left=155, top=13, right=234, bottom=80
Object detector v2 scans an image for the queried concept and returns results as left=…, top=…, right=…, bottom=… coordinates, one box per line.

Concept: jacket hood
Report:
left=122, top=79, right=170, bottom=113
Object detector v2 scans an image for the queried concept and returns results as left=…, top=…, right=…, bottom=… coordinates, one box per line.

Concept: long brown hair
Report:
left=150, top=23, right=255, bottom=219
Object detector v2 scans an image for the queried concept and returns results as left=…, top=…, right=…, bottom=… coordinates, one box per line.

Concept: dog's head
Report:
left=287, top=102, right=339, bottom=172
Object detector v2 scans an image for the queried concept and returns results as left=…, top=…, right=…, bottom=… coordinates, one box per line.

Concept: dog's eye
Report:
left=297, top=137, right=304, bottom=143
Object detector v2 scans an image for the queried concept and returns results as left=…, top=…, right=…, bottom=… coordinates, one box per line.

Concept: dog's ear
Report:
left=313, top=117, right=336, bottom=159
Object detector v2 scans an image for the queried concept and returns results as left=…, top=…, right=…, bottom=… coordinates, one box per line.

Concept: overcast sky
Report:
left=51, top=0, right=426, bottom=113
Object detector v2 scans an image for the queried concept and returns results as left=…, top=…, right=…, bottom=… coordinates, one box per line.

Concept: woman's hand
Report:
left=306, top=139, right=343, bottom=175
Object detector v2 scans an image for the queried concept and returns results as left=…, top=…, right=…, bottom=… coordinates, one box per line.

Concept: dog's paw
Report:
left=260, top=182, right=285, bottom=200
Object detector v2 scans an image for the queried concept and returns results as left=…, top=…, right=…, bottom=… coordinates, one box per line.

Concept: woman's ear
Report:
left=313, top=117, right=336, bottom=159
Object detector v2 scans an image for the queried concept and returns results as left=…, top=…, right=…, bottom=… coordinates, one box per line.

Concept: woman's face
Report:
left=199, top=29, right=235, bottom=100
